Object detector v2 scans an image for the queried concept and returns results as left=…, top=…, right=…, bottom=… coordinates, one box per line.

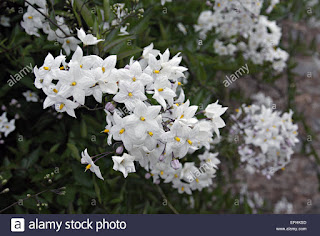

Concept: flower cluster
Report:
left=229, top=94, right=299, bottom=178
left=21, top=0, right=81, bottom=55
left=0, top=112, right=16, bottom=144
left=97, top=44, right=227, bottom=194
left=194, top=0, right=288, bottom=72
left=34, top=42, right=228, bottom=194
left=21, top=1, right=144, bottom=54
left=102, top=3, right=144, bottom=35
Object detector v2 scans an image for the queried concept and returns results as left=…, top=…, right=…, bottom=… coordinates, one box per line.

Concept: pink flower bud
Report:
left=105, top=102, right=115, bottom=112
left=171, top=159, right=182, bottom=170
left=159, top=154, right=165, bottom=161
left=116, top=145, right=124, bottom=155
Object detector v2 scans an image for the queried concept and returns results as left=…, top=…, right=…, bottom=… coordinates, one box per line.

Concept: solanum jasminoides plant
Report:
left=0, top=0, right=319, bottom=214
left=34, top=40, right=228, bottom=194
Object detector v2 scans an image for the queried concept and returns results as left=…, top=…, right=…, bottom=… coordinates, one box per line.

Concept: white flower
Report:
left=44, top=96, right=79, bottom=118
left=177, top=23, right=187, bottom=35
left=23, top=90, right=39, bottom=102
left=112, top=153, right=136, bottom=178
left=62, top=37, right=81, bottom=55
left=127, top=101, right=161, bottom=139
left=152, top=77, right=176, bottom=109
left=58, top=66, right=95, bottom=105
left=77, top=28, right=104, bottom=45
left=113, top=81, right=147, bottom=111
left=0, top=112, right=8, bottom=125
left=119, top=26, right=129, bottom=36
left=21, top=6, right=45, bottom=37
left=0, top=15, right=10, bottom=27
left=205, top=101, right=228, bottom=138
left=81, top=149, right=104, bottom=180
left=0, top=119, right=15, bottom=137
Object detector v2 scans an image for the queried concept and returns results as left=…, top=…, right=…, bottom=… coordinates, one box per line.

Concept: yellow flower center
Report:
left=174, top=174, right=178, bottom=178
left=187, top=139, right=192, bottom=145
left=266, top=128, right=269, bottom=132
left=60, top=66, right=64, bottom=70
left=195, top=178, right=199, bottom=183
left=148, top=131, right=153, bottom=136
left=104, top=129, right=109, bottom=133
left=80, top=65, right=83, bottom=68
left=154, top=70, right=160, bottom=74
left=293, top=131, right=297, bottom=134
left=180, top=114, right=184, bottom=119
left=132, top=77, right=136, bottom=82
left=66, top=40, right=70, bottom=44
left=158, top=88, right=164, bottom=92
left=59, top=104, right=65, bottom=110
left=85, top=164, right=91, bottom=170
left=53, top=88, right=58, bottom=93
left=178, top=82, right=182, bottom=85
left=119, top=128, right=125, bottom=134
left=43, top=66, right=49, bottom=70
left=181, top=187, right=184, bottom=191
left=128, top=92, right=133, bottom=97
left=175, top=103, right=179, bottom=106
left=235, top=108, right=240, bottom=113
left=160, top=171, right=164, bottom=175
left=217, top=3, right=221, bottom=7
left=272, top=137, right=276, bottom=140
left=140, top=116, right=145, bottom=121
left=71, top=82, right=77, bottom=86
left=175, top=137, right=180, bottom=142
left=28, top=16, right=33, bottom=19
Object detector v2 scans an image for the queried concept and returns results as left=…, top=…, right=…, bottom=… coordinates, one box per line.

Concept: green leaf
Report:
left=103, top=35, right=135, bottom=53
left=66, top=143, right=81, bottom=161
left=49, top=143, right=60, bottom=153
left=117, top=48, right=142, bottom=61
left=103, top=0, right=110, bottom=21
left=74, top=0, right=94, bottom=27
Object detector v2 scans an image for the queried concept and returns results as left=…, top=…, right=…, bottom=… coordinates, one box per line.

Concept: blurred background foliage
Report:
left=0, top=0, right=319, bottom=214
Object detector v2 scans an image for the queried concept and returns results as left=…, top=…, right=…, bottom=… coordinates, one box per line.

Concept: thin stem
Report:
left=155, top=185, right=179, bottom=214
left=0, top=187, right=65, bottom=213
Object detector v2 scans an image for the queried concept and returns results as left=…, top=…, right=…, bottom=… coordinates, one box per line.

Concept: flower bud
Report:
left=105, top=102, right=115, bottom=112
left=145, top=173, right=151, bottom=179
left=171, top=159, right=182, bottom=170
left=116, top=145, right=124, bottom=155
left=159, top=154, right=165, bottom=161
